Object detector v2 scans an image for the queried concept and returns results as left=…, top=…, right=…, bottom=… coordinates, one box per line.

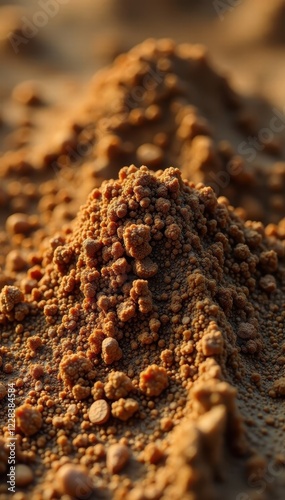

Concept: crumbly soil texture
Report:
left=0, top=163, right=285, bottom=500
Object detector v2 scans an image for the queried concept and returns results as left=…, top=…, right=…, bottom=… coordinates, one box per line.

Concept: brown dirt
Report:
left=1, top=2, right=285, bottom=499
left=0, top=164, right=285, bottom=499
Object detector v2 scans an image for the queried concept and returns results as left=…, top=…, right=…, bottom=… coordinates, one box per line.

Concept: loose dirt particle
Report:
left=106, top=443, right=130, bottom=473
left=270, top=378, right=285, bottom=397
left=0, top=285, right=23, bottom=314
left=30, top=364, right=44, bottom=379
left=139, top=364, right=169, bottom=397
left=55, top=463, right=94, bottom=498
left=102, top=338, right=123, bottom=365
left=15, top=404, right=42, bottom=436
left=142, top=442, right=164, bottom=464
left=105, top=371, right=133, bottom=400
left=136, top=143, right=164, bottom=167
left=27, top=336, right=42, bottom=351
left=89, top=399, right=111, bottom=425
left=111, top=398, right=139, bottom=421
left=6, top=213, right=32, bottom=234
left=72, top=384, right=91, bottom=401
left=15, top=464, right=34, bottom=487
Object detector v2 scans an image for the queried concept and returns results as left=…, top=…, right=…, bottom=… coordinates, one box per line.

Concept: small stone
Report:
left=137, top=143, right=164, bottom=167
left=89, top=399, right=111, bottom=425
left=15, top=464, right=34, bottom=487
left=160, top=417, right=173, bottom=432
left=201, top=331, right=223, bottom=356
left=101, top=338, right=122, bottom=365
left=59, top=354, right=92, bottom=388
left=133, top=257, right=158, bottom=278
left=270, top=378, right=285, bottom=397
left=27, top=336, right=42, bottom=351
left=237, top=323, right=256, bottom=340
left=30, top=364, right=44, bottom=379
left=6, top=250, right=26, bottom=272
left=259, top=274, right=277, bottom=293
left=106, top=443, right=130, bottom=474
left=56, top=464, right=94, bottom=498
left=15, top=404, right=42, bottom=436
left=6, top=213, right=32, bottom=235
left=0, top=285, right=23, bottom=314
left=142, top=442, right=164, bottom=464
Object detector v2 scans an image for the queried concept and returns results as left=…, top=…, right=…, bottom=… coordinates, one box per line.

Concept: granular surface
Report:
left=0, top=164, right=285, bottom=499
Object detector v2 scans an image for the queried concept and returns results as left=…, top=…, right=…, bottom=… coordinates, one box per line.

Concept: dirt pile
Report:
left=0, top=165, right=285, bottom=499
left=46, top=38, right=285, bottom=224
left=1, top=38, right=285, bottom=266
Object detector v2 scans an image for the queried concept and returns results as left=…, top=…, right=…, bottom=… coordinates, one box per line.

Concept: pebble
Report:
left=101, top=337, right=122, bottom=364
left=15, top=464, right=34, bottom=487
left=89, top=399, right=111, bottom=425
left=55, top=463, right=94, bottom=498
left=6, top=213, right=32, bottom=235
left=136, top=143, right=164, bottom=167
left=15, top=404, right=42, bottom=436
left=106, top=443, right=130, bottom=474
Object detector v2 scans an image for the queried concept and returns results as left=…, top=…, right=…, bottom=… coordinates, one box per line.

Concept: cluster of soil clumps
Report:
left=0, top=164, right=285, bottom=499
left=0, top=38, right=285, bottom=500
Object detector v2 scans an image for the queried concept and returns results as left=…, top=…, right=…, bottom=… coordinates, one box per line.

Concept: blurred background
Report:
left=1, top=0, right=285, bottom=160
left=1, top=0, right=285, bottom=106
